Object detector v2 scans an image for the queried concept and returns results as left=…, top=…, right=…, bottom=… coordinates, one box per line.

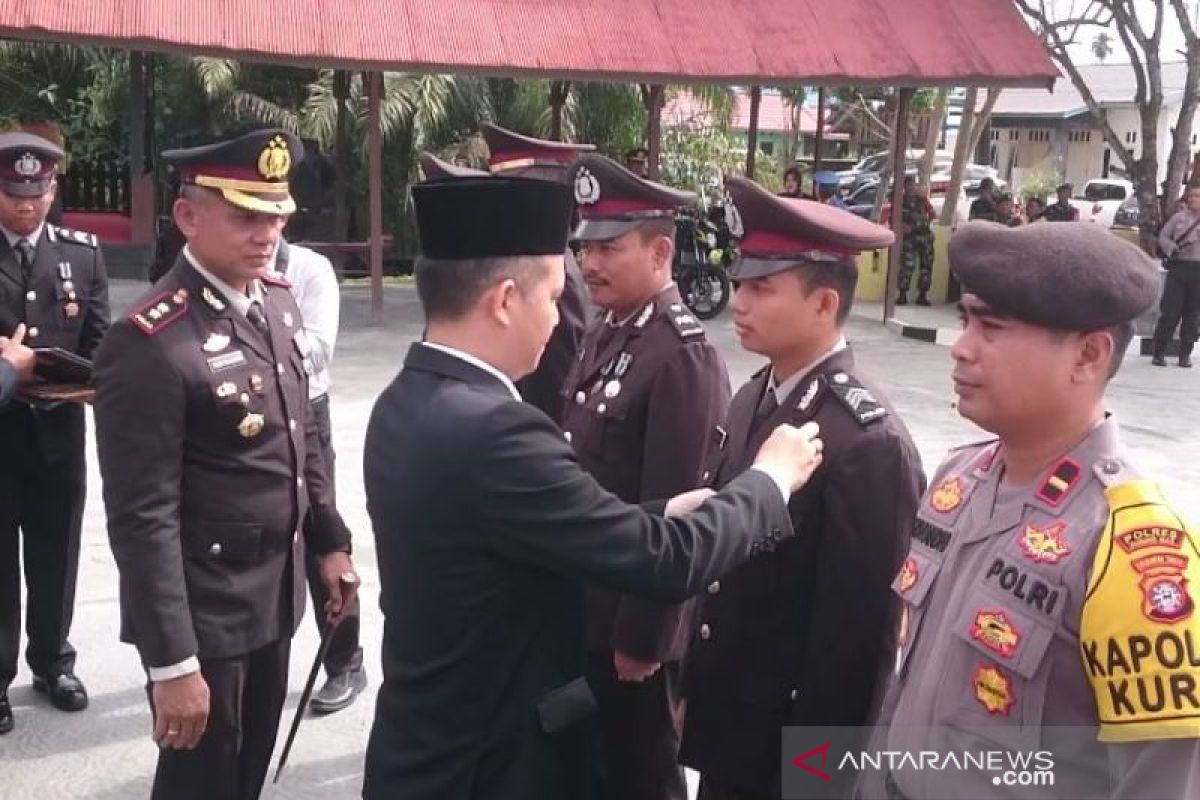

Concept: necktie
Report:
left=14, top=239, right=34, bottom=282
left=246, top=301, right=270, bottom=338
left=749, top=386, right=779, bottom=440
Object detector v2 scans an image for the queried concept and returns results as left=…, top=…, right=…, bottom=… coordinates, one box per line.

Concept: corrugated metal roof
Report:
left=665, top=90, right=826, bottom=133
left=0, top=0, right=1057, bottom=88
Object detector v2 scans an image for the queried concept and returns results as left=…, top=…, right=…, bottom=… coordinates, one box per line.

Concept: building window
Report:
left=1010, top=130, right=1019, bottom=141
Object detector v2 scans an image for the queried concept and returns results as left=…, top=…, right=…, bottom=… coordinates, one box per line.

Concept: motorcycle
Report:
left=673, top=203, right=733, bottom=320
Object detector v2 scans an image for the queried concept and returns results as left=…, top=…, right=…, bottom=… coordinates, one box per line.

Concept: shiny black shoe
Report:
left=32, top=672, right=89, bottom=712
left=0, top=691, right=13, bottom=734
left=1180, top=355, right=1193, bottom=368
left=310, top=666, right=367, bottom=714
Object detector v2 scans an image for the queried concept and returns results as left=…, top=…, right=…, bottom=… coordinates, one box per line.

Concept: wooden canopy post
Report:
left=368, top=71, right=384, bottom=324
left=814, top=86, right=826, bottom=173
left=746, top=85, right=762, bottom=179
left=883, top=87, right=914, bottom=323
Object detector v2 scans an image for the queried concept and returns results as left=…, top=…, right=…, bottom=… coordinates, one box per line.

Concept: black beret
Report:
left=949, top=221, right=1161, bottom=330
left=724, top=175, right=893, bottom=279
left=413, top=177, right=572, bottom=259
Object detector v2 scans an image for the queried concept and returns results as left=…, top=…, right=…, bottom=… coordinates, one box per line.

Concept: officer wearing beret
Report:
left=363, top=175, right=824, bottom=799
left=562, top=154, right=731, bottom=800
left=1041, top=183, right=1080, bottom=222
left=92, top=129, right=357, bottom=800
left=858, top=222, right=1200, bottom=800
left=0, top=131, right=110, bottom=734
left=679, top=178, right=925, bottom=800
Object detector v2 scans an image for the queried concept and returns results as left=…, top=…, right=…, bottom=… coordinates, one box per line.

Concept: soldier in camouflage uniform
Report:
left=896, top=176, right=935, bottom=306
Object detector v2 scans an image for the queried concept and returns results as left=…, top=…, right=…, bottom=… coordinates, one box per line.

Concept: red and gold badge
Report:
left=898, top=557, right=919, bottom=594
left=930, top=476, right=965, bottom=513
left=973, top=663, right=1015, bottom=716
left=1133, top=552, right=1194, bottom=624
left=970, top=609, right=1021, bottom=658
left=1019, top=521, right=1071, bottom=565
left=1117, top=526, right=1184, bottom=554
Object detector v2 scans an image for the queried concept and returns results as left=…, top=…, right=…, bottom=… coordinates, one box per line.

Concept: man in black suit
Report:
left=679, top=178, right=926, bottom=800
left=0, top=132, right=110, bottom=734
left=362, top=175, right=825, bottom=800
left=93, top=129, right=356, bottom=800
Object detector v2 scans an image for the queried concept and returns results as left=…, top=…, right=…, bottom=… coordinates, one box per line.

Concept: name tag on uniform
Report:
left=207, top=350, right=248, bottom=372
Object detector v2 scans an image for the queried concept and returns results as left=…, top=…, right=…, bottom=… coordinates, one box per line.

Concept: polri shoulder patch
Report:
left=261, top=272, right=291, bottom=288
left=666, top=307, right=706, bottom=339
left=129, top=288, right=189, bottom=336
left=828, top=372, right=887, bottom=426
left=49, top=225, right=98, bottom=248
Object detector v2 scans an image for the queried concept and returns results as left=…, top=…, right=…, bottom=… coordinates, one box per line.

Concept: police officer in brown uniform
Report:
left=562, top=154, right=731, bottom=800
left=93, top=129, right=357, bottom=800
left=679, top=178, right=924, bottom=800
left=858, top=222, right=1200, bottom=800
left=0, top=132, right=109, bottom=734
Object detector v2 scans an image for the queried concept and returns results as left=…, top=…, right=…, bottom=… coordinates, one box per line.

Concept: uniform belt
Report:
left=884, top=771, right=911, bottom=800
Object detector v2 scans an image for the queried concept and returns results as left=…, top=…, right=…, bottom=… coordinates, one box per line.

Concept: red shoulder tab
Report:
left=261, top=272, right=291, bottom=288
left=129, top=289, right=189, bottom=336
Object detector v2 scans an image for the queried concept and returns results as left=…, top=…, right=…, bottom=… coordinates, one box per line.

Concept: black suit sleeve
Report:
left=474, top=399, right=791, bottom=601
left=609, top=344, right=731, bottom=660
left=0, top=357, right=16, bottom=408
left=793, top=428, right=924, bottom=725
left=93, top=322, right=197, bottom=668
left=79, top=245, right=110, bottom=358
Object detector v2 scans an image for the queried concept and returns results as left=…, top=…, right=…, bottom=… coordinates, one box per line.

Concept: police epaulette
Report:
left=665, top=307, right=705, bottom=339
left=130, top=289, right=189, bottom=336
left=827, top=371, right=887, bottom=426
left=49, top=225, right=98, bottom=248
left=261, top=271, right=291, bottom=288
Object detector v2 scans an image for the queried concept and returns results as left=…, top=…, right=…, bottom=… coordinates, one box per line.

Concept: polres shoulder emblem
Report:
left=574, top=167, right=600, bottom=205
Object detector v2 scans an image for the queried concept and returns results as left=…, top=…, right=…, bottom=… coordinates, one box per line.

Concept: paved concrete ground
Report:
left=5, top=280, right=1198, bottom=798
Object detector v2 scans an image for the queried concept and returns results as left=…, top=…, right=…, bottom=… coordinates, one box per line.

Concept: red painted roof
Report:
left=665, top=90, right=841, bottom=134
left=0, top=0, right=1056, bottom=88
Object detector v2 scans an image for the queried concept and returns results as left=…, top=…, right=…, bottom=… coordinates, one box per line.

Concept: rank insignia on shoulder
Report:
left=130, top=290, right=188, bottom=335
left=261, top=272, right=291, bottom=288
left=50, top=225, right=98, bottom=248
left=1036, top=458, right=1082, bottom=507
left=828, top=373, right=886, bottom=425
left=668, top=309, right=705, bottom=339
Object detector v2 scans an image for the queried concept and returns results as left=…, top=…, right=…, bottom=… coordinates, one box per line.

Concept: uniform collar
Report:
left=183, top=245, right=263, bottom=317
left=1, top=221, right=44, bottom=249
left=769, top=337, right=848, bottom=402
left=604, top=280, right=677, bottom=328
left=994, top=413, right=1124, bottom=515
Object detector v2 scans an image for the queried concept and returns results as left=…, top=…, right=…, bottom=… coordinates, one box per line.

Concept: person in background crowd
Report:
left=814, top=171, right=848, bottom=210
left=1024, top=196, right=1045, bottom=223
left=968, top=178, right=998, bottom=222
left=625, top=147, right=650, bottom=178
left=780, top=166, right=803, bottom=198
left=1153, top=183, right=1200, bottom=367
left=994, top=193, right=1023, bottom=227
left=1042, top=183, right=1080, bottom=222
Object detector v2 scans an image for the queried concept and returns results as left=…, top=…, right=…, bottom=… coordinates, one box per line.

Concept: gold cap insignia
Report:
left=258, top=135, right=292, bottom=181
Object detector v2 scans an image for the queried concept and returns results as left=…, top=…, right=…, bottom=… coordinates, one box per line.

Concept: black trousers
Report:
left=0, top=404, right=85, bottom=690
left=150, top=638, right=290, bottom=800
left=586, top=651, right=687, bottom=800
left=302, top=394, right=361, bottom=676
left=1154, top=260, right=1200, bottom=348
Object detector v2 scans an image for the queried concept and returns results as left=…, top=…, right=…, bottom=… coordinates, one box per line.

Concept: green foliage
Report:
left=1016, top=168, right=1062, bottom=203
left=660, top=121, right=744, bottom=204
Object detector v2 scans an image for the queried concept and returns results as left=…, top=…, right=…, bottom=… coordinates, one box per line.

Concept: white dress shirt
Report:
left=2, top=221, right=45, bottom=251
left=274, top=243, right=340, bottom=400
left=765, top=337, right=849, bottom=405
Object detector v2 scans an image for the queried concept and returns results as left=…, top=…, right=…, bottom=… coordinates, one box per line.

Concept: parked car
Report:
left=1070, top=179, right=1134, bottom=228
left=837, top=150, right=954, bottom=194
left=843, top=177, right=969, bottom=226
left=1111, top=195, right=1140, bottom=230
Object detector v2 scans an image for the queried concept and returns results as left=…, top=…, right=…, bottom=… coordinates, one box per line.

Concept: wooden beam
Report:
left=883, top=88, right=914, bottom=323
left=746, top=85, right=762, bottom=179
left=646, top=84, right=665, bottom=180
left=369, top=71, right=384, bottom=324
left=814, top=86, right=826, bottom=173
